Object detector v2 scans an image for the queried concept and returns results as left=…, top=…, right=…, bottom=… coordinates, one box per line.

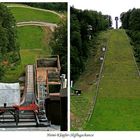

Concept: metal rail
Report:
left=86, top=36, right=109, bottom=124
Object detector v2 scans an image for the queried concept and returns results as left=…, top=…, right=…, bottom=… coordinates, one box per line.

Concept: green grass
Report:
left=85, top=29, right=140, bottom=130
left=17, top=26, right=47, bottom=50
left=70, top=32, right=109, bottom=130
left=86, top=98, right=140, bottom=130
left=71, top=87, right=96, bottom=131
left=17, top=26, right=52, bottom=55
left=2, top=26, right=51, bottom=82
left=9, top=6, right=61, bottom=23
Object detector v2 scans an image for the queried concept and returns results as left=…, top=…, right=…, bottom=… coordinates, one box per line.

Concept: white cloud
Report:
left=70, top=0, right=140, bottom=28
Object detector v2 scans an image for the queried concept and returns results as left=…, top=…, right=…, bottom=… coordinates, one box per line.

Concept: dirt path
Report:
left=17, top=21, right=57, bottom=31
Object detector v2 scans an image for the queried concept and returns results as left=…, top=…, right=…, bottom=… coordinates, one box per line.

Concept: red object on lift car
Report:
left=14, top=103, right=39, bottom=112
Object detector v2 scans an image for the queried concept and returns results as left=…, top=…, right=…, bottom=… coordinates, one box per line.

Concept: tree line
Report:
left=0, top=3, right=20, bottom=80
left=22, top=3, right=67, bottom=12
left=121, top=8, right=140, bottom=63
left=71, top=7, right=112, bottom=81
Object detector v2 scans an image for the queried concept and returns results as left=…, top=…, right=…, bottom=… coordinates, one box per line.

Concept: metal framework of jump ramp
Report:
left=0, top=55, right=67, bottom=130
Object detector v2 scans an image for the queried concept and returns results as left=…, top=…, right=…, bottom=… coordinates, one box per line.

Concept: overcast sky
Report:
left=70, top=0, right=140, bottom=28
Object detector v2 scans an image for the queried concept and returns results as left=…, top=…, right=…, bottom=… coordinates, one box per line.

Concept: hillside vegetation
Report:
left=9, top=6, right=61, bottom=23
left=70, top=7, right=112, bottom=81
left=85, top=30, right=140, bottom=130
left=71, top=31, right=109, bottom=130
left=24, top=3, right=67, bottom=12
left=1, top=4, right=61, bottom=82
left=121, top=8, right=140, bottom=65
left=2, top=26, right=51, bottom=82
left=0, top=4, right=20, bottom=80
left=70, top=7, right=112, bottom=130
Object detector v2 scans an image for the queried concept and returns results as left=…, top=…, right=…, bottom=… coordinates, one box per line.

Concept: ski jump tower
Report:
left=115, top=17, right=119, bottom=29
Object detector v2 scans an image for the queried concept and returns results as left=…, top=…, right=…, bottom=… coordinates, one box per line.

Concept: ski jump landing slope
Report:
left=86, top=30, right=140, bottom=130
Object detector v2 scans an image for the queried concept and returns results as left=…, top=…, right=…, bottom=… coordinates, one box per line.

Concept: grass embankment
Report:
left=2, top=26, right=52, bottom=82
left=19, top=26, right=51, bottom=62
left=85, top=30, right=140, bottom=130
left=70, top=31, right=109, bottom=130
left=9, top=6, right=61, bottom=23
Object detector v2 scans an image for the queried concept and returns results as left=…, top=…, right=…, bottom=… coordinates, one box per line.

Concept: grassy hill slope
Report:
left=70, top=31, right=109, bottom=130
left=9, top=6, right=61, bottom=23
left=2, top=26, right=52, bottom=82
left=86, top=30, right=140, bottom=130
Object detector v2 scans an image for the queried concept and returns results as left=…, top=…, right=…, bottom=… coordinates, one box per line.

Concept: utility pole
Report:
left=115, top=17, right=118, bottom=29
